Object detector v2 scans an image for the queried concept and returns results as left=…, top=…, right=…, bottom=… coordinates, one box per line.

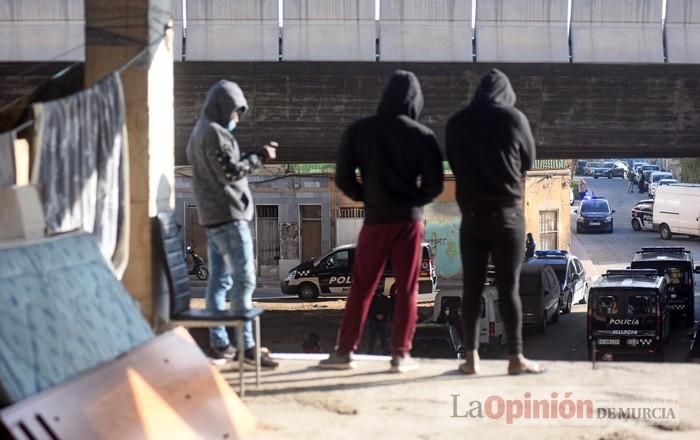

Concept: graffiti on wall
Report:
left=425, top=220, right=462, bottom=279
left=280, top=222, right=299, bottom=259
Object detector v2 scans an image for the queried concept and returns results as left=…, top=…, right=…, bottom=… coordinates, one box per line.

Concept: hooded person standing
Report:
left=186, top=79, right=278, bottom=368
left=446, top=69, right=544, bottom=375
left=319, top=70, right=444, bottom=373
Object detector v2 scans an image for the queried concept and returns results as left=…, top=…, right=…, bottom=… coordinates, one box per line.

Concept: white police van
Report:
left=281, top=243, right=437, bottom=300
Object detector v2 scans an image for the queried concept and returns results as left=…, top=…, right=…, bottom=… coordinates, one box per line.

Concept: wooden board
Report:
left=0, top=327, right=256, bottom=439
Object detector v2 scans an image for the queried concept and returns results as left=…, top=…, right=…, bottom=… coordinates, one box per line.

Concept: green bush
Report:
left=680, top=158, right=700, bottom=183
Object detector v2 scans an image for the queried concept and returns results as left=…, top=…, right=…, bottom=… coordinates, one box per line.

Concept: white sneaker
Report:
left=390, top=354, right=419, bottom=373
left=319, top=352, right=356, bottom=370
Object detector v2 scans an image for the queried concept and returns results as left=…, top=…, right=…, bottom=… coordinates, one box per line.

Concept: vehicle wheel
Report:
left=654, top=349, right=665, bottom=363
left=608, top=225, right=614, bottom=234
left=538, top=313, right=547, bottom=334
left=631, top=218, right=642, bottom=231
left=195, top=266, right=209, bottom=280
left=562, top=292, right=573, bottom=314
left=297, top=283, right=320, bottom=300
left=594, top=176, right=599, bottom=179
left=552, top=307, right=560, bottom=322
left=607, top=174, right=612, bottom=179
left=660, top=224, right=673, bottom=240
left=576, top=225, right=582, bottom=234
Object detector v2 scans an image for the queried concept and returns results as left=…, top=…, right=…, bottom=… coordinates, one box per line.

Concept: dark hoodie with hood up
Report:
left=336, top=70, right=444, bottom=224
left=446, top=69, right=536, bottom=210
left=186, top=80, right=266, bottom=226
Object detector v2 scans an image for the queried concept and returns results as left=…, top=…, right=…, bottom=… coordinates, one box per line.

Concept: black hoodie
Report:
left=446, top=69, right=536, bottom=209
left=186, top=80, right=266, bottom=226
left=335, top=70, right=444, bottom=224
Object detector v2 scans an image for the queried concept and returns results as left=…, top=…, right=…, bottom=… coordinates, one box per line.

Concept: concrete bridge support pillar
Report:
left=84, top=0, right=174, bottom=326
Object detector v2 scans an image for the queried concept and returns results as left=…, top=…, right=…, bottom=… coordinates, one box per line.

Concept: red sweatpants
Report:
left=336, top=221, right=424, bottom=356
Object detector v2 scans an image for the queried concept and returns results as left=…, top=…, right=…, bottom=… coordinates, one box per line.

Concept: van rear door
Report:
left=589, top=290, right=659, bottom=348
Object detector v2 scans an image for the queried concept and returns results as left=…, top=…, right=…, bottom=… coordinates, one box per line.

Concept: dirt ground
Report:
left=190, top=298, right=435, bottom=354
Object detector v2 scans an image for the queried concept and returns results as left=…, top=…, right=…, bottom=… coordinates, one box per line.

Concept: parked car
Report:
left=630, top=246, right=698, bottom=327
left=526, top=250, right=589, bottom=312
left=657, top=178, right=678, bottom=189
left=591, top=162, right=614, bottom=179
left=519, top=265, right=561, bottom=334
left=636, top=164, right=661, bottom=187
left=415, top=266, right=503, bottom=357
left=648, top=171, right=674, bottom=197
left=601, top=161, right=628, bottom=178
left=653, top=183, right=700, bottom=240
left=632, top=161, right=650, bottom=176
left=575, top=197, right=615, bottom=233
left=281, top=242, right=437, bottom=299
left=584, top=161, right=603, bottom=176
left=631, top=199, right=654, bottom=231
left=588, top=269, right=671, bottom=362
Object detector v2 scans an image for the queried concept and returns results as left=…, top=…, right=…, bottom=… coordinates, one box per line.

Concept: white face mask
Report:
left=227, top=120, right=237, bottom=132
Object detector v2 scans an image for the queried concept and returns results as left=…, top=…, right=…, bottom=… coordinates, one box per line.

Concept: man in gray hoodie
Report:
left=186, top=80, right=278, bottom=368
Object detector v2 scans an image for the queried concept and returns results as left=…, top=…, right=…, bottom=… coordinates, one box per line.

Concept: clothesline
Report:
left=4, top=30, right=169, bottom=136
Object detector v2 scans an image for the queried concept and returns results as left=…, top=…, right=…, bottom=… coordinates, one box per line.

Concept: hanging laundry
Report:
left=31, top=73, right=129, bottom=277
left=0, top=130, right=16, bottom=188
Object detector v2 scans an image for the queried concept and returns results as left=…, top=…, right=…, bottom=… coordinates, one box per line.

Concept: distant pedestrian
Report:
left=319, top=70, right=444, bottom=373
left=638, top=171, right=646, bottom=193
left=303, top=332, right=322, bottom=353
left=367, top=292, right=393, bottom=355
left=446, top=69, right=545, bottom=376
left=578, top=179, right=587, bottom=201
left=627, top=169, right=635, bottom=193
left=525, top=233, right=536, bottom=260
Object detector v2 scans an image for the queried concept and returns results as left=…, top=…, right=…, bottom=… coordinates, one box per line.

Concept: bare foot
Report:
left=508, top=354, right=546, bottom=375
left=459, top=350, right=480, bottom=375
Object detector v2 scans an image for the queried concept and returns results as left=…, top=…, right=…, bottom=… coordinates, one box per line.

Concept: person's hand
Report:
left=262, top=141, right=278, bottom=161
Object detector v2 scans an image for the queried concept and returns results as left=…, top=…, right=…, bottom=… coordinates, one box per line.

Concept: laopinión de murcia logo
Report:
left=450, top=390, right=678, bottom=426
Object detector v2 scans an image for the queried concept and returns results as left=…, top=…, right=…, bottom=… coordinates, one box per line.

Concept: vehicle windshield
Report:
left=581, top=200, right=609, bottom=213
left=528, top=260, right=566, bottom=284
left=588, top=162, right=602, bottom=168
left=652, top=173, right=673, bottom=183
left=631, top=261, right=691, bottom=287
left=602, top=162, right=614, bottom=168
left=659, top=180, right=677, bottom=186
left=642, top=165, right=659, bottom=171
left=591, top=290, right=657, bottom=320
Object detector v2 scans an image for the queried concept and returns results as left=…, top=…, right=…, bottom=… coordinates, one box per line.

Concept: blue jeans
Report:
left=205, top=220, right=256, bottom=349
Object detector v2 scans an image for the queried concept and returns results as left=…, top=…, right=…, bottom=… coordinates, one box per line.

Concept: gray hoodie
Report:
left=186, top=80, right=265, bottom=226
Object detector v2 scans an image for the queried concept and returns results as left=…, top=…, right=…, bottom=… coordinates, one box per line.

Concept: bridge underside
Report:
left=174, top=62, right=700, bottom=164
left=1, top=61, right=697, bottom=163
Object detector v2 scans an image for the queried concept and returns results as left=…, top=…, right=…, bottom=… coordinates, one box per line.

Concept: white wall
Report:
left=283, top=0, right=376, bottom=61
left=476, top=0, right=569, bottom=62
left=571, top=0, right=664, bottom=63
left=665, top=0, right=700, bottom=63
left=380, top=0, right=473, bottom=61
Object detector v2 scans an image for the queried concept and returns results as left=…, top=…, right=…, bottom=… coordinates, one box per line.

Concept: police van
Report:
left=587, top=269, right=670, bottom=362
left=281, top=243, right=437, bottom=300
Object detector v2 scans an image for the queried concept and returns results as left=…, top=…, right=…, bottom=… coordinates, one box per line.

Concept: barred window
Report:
left=539, top=210, right=559, bottom=250
left=337, top=207, right=365, bottom=218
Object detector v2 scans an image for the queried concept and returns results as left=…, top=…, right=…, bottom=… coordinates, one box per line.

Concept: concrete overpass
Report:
left=2, top=0, right=699, bottom=163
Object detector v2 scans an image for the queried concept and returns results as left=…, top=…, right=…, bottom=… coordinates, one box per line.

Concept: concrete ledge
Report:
left=224, top=356, right=700, bottom=439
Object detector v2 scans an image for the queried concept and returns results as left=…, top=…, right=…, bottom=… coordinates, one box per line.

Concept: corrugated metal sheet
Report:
left=533, top=160, right=571, bottom=170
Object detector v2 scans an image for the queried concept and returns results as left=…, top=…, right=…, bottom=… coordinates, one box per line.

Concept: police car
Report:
left=630, top=199, right=654, bottom=232
left=281, top=243, right=437, bottom=300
